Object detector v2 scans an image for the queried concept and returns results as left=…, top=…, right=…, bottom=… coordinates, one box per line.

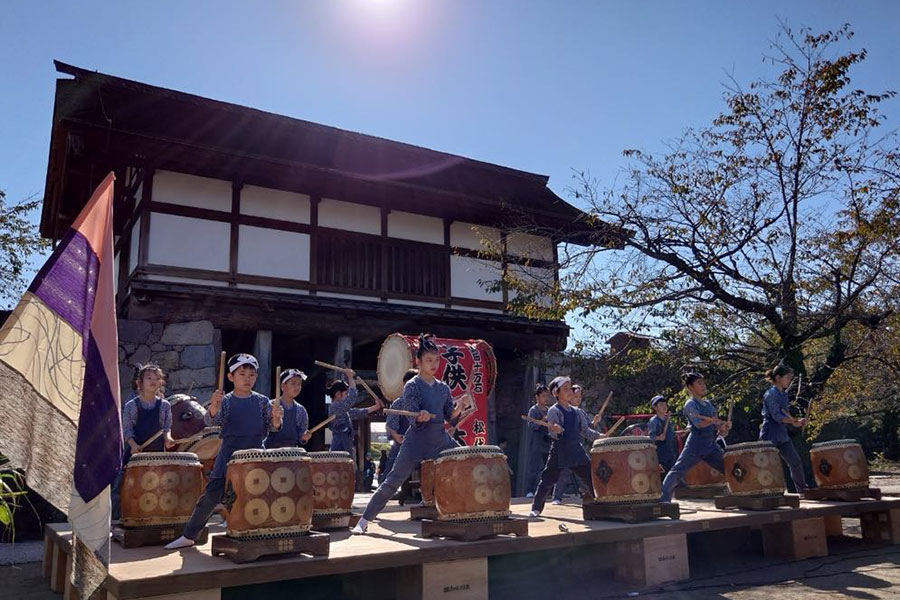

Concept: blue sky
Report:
left=2, top=1, right=898, bottom=341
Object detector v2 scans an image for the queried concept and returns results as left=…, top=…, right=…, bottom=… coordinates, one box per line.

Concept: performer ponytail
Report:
left=681, top=371, right=704, bottom=388
left=765, top=362, right=794, bottom=381
left=416, top=333, right=439, bottom=358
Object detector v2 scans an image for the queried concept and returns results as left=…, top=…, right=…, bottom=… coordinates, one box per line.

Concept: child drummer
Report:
left=648, top=395, right=677, bottom=475
left=760, top=362, right=809, bottom=492
left=529, top=376, right=602, bottom=517
left=384, top=369, right=419, bottom=482
left=525, top=383, right=552, bottom=498
left=165, top=353, right=283, bottom=549
left=328, top=368, right=383, bottom=454
left=660, top=372, right=731, bottom=502
left=352, top=334, right=467, bottom=534
left=265, top=368, right=311, bottom=449
left=122, top=363, right=174, bottom=460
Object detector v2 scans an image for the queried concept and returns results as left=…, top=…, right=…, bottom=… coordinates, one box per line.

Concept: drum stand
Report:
left=409, top=504, right=440, bottom=521
left=714, top=493, right=800, bottom=510
left=802, top=487, right=882, bottom=502
left=582, top=501, right=680, bottom=523
left=311, top=512, right=361, bottom=530
left=211, top=530, right=330, bottom=563
left=420, top=517, right=529, bottom=542
left=674, top=485, right=727, bottom=500
left=112, top=523, right=208, bottom=549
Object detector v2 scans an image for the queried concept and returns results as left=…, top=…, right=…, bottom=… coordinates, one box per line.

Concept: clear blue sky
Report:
left=2, top=1, right=898, bottom=341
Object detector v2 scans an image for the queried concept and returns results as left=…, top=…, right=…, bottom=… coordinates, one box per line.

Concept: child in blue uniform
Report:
left=660, top=372, right=731, bottom=502
left=122, top=363, right=174, bottom=459
left=529, top=376, right=602, bottom=517
left=760, top=362, right=808, bottom=492
left=265, top=369, right=310, bottom=449
left=384, top=369, right=418, bottom=483
left=352, top=334, right=465, bottom=534
left=165, top=353, right=283, bottom=549
left=328, top=368, right=382, bottom=453
left=525, top=384, right=552, bottom=498
left=648, top=395, right=677, bottom=475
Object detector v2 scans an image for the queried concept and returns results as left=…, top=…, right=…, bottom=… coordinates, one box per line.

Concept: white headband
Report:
left=229, top=354, right=259, bottom=373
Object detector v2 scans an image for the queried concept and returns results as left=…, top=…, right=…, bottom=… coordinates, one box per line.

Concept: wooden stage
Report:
left=43, top=496, right=900, bottom=600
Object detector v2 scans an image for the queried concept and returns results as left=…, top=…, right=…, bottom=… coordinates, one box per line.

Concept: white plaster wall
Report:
left=508, top=263, right=555, bottom=307
left=506, top=232, right=555, bottom=262
left=128, top=216, right=141, bottom=273
left=450, top=221, right=501, bottom=251
left=318, top=198, right=380, bottom=235
left=387, top=211, right=443, bottom=244
left=237, top=225, right=310, bottom=280
left=147, top=212, right=230, bottom=271
left=153, top=170, right=232, bottom=212
left=240, top=185, right=311, bottom=223
left=450, top=255, right=502, bottom=301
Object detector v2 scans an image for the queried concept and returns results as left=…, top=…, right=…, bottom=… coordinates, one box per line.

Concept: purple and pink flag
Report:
left=0, top=172, right=121, bottom=598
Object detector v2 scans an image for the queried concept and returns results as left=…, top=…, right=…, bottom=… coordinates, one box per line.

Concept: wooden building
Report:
left=40, top=61, right=602, bottom=492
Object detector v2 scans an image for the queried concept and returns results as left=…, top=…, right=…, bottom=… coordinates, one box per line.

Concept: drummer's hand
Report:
left=300, top=432, right=311, bottom=444
left=797, top=417, right=808, bottom=428
left=416, top=410, right=431, bottom=423
left=272, top=401, right=283, bottom=422
left=208, top=389, right=224, bottom=415
left=344, top=367, right=356, bottom=380
left=592, top=413, right=602, bottom=427
left=549, top=422, right=563, bottom=435
left=127, top=438, right=139, bottom=453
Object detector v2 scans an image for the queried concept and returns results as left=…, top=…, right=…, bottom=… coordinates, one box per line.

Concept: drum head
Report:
left=811, top=439, right=860, bottom=449
left=725, top=441, right=775, bottom=453
left=127, top=452, right=200, bottom=467
left=187, top=433, right=222, bottom=460
left=377, top=334, right=415, bottom=401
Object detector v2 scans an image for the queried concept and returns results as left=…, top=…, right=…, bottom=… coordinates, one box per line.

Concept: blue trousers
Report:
left=531, top=444, right=593, bottom=514
left=661, top=436, right=724, bottom=502
left=362, top=428, right=456, bottom=521
left=774, top=439, right=808, bottom=492
left=182, top=476, right=226, bottom=540
left=526, top=445, right=549, bottom=495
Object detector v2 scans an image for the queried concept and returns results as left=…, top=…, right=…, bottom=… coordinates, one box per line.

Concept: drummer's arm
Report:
left=122, top=400, right=137, bottom=446
left=581, top=410, right=601, bottom=441
left=446, top=388, right=461, bottom=423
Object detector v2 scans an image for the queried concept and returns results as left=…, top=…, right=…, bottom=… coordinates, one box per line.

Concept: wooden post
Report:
left=397, top=557, right=488, bottom=600
left=254, top=330, right=273, bottom=395
left=762, top=517, right=828, bottom=560
left=613, top=534, right=689, bottom=587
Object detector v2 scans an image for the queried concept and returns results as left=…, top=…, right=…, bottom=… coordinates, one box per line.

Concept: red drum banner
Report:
left=377, top=334, right=497, bottom=445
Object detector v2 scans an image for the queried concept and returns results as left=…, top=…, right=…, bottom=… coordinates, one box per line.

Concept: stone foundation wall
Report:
left=117, top=319, right=221, bottom=406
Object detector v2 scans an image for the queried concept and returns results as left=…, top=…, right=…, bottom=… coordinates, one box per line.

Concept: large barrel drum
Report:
left=377, top=334, right=497, bottom=401
left=723, top=441, right=785, bottom=497
left=179, top=427, right=222, bottom=483
left=307, top=451, right=355, bottom=516
left=682, top=462, right=727, bottom=493
left=589, top=436, right=661, bottom=504
left=434, top=446, right=510, bottom=521
left=121, top=452, right=203, bottom=528
left=166, top=394, right=207, bottom=441
left=810, top=439, right=869, bottom=490
left=223, top=448, right=313, bottom=538
left=420, top=459, right=436, bottom=507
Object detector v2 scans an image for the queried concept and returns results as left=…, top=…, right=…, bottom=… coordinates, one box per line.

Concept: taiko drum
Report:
left=810, top=439, right=869, bottom=490
left=420, top=459, right=436, bottom=507
left=589, top=436, right=662, bottom=504
left=121, top=452, right=203, bottom=528
left=179, top=427, right=222, bottom=483
left=683, top=461, right=727, bottom=491
left=307, top=451, right=356, bottom=516
left=723, top=441, right=785, bottom=497
left=166, top=394, right=207, bottom=441
left=433, top=446, right=510, bottom=521
left=223, top=448, right=313, bottom=538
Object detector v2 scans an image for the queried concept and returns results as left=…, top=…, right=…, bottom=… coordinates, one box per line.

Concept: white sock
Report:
left=351, top=518, right=369, bottom=534
left=164, top=535, right=195, bottom=549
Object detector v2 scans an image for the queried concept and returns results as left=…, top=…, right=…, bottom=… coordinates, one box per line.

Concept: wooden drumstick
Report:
left=275, top=366, right=282, bottom=404
left=217, top=351, right=226, bottom=391
left=314, top=359, right=345, bottom=372
left=594, top=391, right=613, bottom=425
left=384, top=408, right=438, bottom=419
left=171, top=431, right=205, bottom=446
left=356, top=377, right=382, bottom=404
left=521, top=414, right=564, bottom=433
left=186, top=381, right=195, bottom=397
left=605, top=415, right=627, bottom=437
left=307, top=393, right=371, bottom=435
left=135, top=429, right=165, bottom=453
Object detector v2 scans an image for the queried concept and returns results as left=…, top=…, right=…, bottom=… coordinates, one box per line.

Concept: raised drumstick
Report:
left=385, top=408, right=437, bottom=419
left=605, top=415, right=627, bottom=437
left=217, top=351, right=226, bottom=391
left=314, top=359, right=344, bottom=372
left=521, top=414, right=564, bottom=433
left=275, top=366, right=282, bottom=404
left=593, top=391, right=613, bottom=425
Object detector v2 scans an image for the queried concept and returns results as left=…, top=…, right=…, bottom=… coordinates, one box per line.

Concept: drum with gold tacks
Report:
left=121, top=452, right=203, bottom=528
left=222, top=448, right=313, bottom=538
left=433, top=446, right=510, bottom=521
left=589, top=436, right=662, bottom=504
left=810, top=439, right=869, bottom=490
left=678, top=461, right=727, bottom=497
left=307, top=451, right=356, bottom=517
left=723, top=441, right=785, bottom=497
left=178, top=426, right=222, bottom=485
left=419, top=459, right=436, bottom=507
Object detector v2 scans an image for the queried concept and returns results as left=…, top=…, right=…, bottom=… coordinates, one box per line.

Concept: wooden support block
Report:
left=397, top=557, right=488, bottom=600
left=861, top=508, right=900, bottom=545
left=50, top=540, right=67, bottom=593
left=210, top=531, right=330, bottom=563
left=762, top=517, right=828, bottom=560
left=714, top=493, right=800, bottom=510
left=583, top=502, right=680, bottom=523
left=803, top=487, right=882, bottom=502
left=613, top=534, right=689, bottom=587
left=674, top=485, right=727, bottom=499
left=824, top=514, right=843, bottom=537
left=42, top=529, right=53, bottom=580
left=409, top=505, right=440, bottom=521
left=420, top=517, right=528, bottom=542
left=113, top=525, right=208, bottom=548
